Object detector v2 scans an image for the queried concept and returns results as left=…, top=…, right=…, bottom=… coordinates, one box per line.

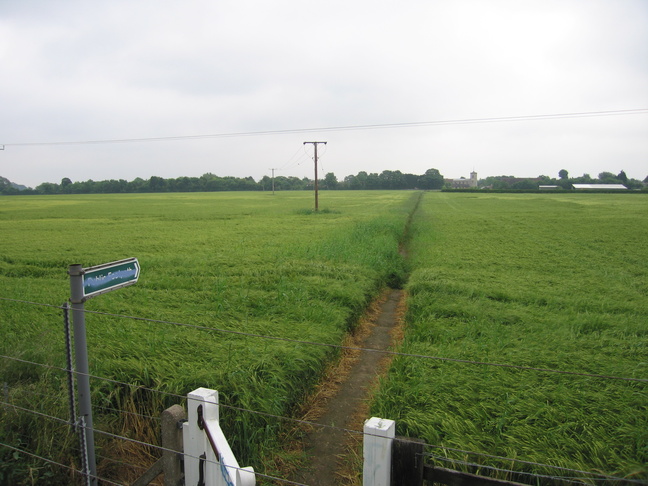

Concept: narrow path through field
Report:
left=289, top=289, right=404, bottom=486
left=287, top=193, right=420, bottom=485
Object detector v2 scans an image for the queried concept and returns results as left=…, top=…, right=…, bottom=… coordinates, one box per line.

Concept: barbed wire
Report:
left=3, top=343, right=647, bottom=462
left=1, top=352, right=369, bottom=440
left=1, top=296, right=644, bottom=383
left=424, top=452, right=645, bottom=485
left=0, top=441, right=124, bottom=486
left=95, top=453, right=148, bottom=471
left=94, top=403, right=160, bottom=422
left=430, top=454, right=582, bottom=486
left=0, top=296, right=66, bottom=310
left=1, top=297, right=645, bottom=484
left=2, top=397, right=642, bottom=486
left=421, top=444, right=637, bottom=482
left=1, top=399, right=310, bottom=485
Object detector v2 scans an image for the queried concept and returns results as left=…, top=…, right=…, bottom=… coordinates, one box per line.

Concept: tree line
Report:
left=2, top=168, right=646, bottom=195
left=0, top=169, right=445, bottom=195
left=480, top=170, right=647, bottom=191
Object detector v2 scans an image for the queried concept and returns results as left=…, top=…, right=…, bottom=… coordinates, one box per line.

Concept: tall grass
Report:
left=0, top=191, right=416, bottom=484
left=371, top=192, right=648, bottom=482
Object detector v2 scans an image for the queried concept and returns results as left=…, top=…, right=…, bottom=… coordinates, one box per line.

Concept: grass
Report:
left=371, top=192, right=648, bottom=483
left=0, top=190, right=416, bottom=484
left=2, top=190, right=646, bottom=484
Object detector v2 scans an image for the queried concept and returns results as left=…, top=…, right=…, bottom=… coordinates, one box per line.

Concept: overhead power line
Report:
left=2, top=109, right=647, bottom=148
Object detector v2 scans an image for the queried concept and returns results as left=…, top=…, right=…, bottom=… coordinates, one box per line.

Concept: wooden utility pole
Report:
left=269, top=168, right=277, bottom=195
left=303, top=141, right=327, bottom=211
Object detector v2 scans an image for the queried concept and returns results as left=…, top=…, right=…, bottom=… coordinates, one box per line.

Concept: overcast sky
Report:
left=1, top=0, right=647, bottom=188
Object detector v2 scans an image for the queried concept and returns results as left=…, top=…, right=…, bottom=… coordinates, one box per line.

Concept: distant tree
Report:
left=269, top=175, right=306, bottom=191
left=365, top=173, right=381, bottom=189
left=35, top=182, right=59, bottom=194
left=511, top=179, right=538, bottom=190
left=558, top=169, right=569, bottom=180
left=259, top=175, right=272, bottom=191
left=0, top=176, right=22, bottom=194
left=68, top=179, right=95, bottom=193
left=644, top=175, right=648, bottom=184
left=419, top=168, right=444, bottom=189
left=479, top=176, right=516, bottom=189
left=492, top=179, right=511, bottom=190
left=598, top=172, right=618, bottom=184
left=379, top=170, right=406, bottom=189
left=355, top=171, right=368, bottom=189
left=239, top=176, right=259, bottom=191
left=169, top=176, right=199, bottom=192
left=571, top=173, right=594, bottom=184
left=148, top=176, right=168, bottom=192
left=221, top=176, right=240, bottom=191
left=323, top=172, right=338, bottom=189
left=204, top=176, right=225, bottom=191
left=343, top=174, right=358, bottom=190
left=617, top=170, right=628, bottom=184
left=59, top=177, right=72, bottom=193
left=403, top=172, right=419, bottom=188
left=626, top=178, right=644, bottom=190
left=90, top=179, right=124, bottom=193
left=129, top=177, right=147, bottom=192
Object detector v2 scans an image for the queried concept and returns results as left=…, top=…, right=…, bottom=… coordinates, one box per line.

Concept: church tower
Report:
left=470, top=171, right=478, bottom=188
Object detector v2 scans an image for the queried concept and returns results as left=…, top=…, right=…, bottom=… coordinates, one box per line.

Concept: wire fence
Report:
left=3, top=391, right=645, bottom=486
left=0, top=296, right=646, bottom=485
left=2, top=297, right=645, bottom=383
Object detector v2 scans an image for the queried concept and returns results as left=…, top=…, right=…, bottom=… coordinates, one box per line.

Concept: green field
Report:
left=372, top=192, right=647, bottom=483
left=0, top=191, right=414, bottom=484
left=1, top=191, right=646, bottom=485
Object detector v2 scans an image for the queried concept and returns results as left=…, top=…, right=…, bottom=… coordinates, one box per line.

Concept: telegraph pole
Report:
left=269, top=168, right=277, bottom=195
left=303, top=141, right=327, bottom=211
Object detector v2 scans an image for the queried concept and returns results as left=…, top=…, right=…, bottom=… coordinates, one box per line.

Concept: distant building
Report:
left=445, top=171, right=478, bottom=189
left=572, top=184, right=627, bottom=190
left=539, top=185, right=559, bottom=190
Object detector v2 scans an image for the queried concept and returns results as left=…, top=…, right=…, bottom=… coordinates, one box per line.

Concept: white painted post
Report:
left=183, top=388, right=213, bottom=486
left=182, top=388, right=255, bottom=486
left=363, top=417, right=396, bottom=486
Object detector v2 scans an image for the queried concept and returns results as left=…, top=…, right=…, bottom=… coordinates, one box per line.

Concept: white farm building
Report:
left=572, top=184, right=627, bottom=190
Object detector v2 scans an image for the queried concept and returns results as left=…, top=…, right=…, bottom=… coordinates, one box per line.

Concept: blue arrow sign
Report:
left=82, top=258, right=140, bottom=300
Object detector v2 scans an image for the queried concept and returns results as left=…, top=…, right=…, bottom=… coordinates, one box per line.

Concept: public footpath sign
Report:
left=82, top=257, right=140, bottom=300
left=68, top=257, right=140, bottom=486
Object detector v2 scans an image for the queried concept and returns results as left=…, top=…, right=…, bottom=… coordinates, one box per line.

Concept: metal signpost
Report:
left=68, top=258, right=140, bottom=485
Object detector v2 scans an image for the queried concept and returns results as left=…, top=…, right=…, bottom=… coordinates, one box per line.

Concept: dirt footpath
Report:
left=289, top=289, right=405, bottom=486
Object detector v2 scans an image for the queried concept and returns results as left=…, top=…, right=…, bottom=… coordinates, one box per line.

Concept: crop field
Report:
left=1, top=190, right=646, bottom=485
left=0, top=190, right=415, bottom=484
left=372, top=192, right=647, bottom=482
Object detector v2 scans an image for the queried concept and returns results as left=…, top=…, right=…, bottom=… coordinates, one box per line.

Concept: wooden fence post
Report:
left=161, top=404, right=186, bottom=486
left=363, top=417, right=396, bottom=486
left=132, top=404, right=187, bottom=486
